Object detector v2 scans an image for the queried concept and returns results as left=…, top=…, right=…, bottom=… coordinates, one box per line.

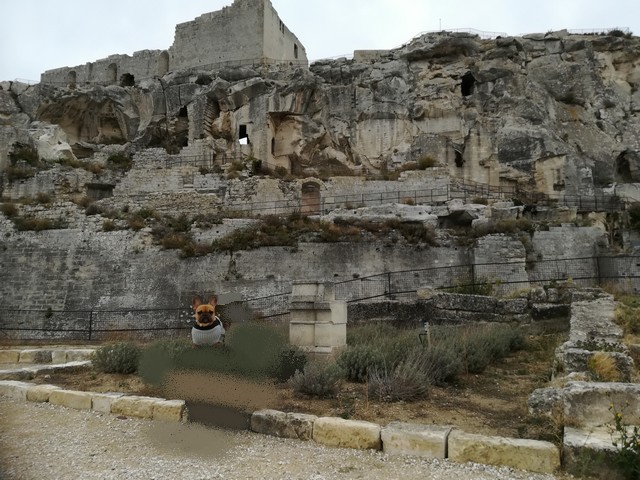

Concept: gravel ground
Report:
left=0, top=397, right=564, bottom=480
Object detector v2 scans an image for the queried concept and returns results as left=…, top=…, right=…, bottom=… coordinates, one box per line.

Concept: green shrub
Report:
left=1, top=203, right=18, bottom=218
left=337, top=344, right=386, bottom=382
left=419, top=342, right=464, bottom=385
left=12, top=217, right=65, bottom=231
left=368, top=350, right=431, bottom=402
left=417, top=155, right=437, bottom=169
left=290, top=361, right=343, bottom=398
left=91, top=342, right=141, bottom=374
left=107, top=153, right=132, bottom=171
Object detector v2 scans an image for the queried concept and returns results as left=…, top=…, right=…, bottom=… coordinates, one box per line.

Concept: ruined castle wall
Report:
left=170, top=0, right=265, bottom=72
left=262, top=1, right=308, bottom=64
left=41, top=50, right=165, bottom=86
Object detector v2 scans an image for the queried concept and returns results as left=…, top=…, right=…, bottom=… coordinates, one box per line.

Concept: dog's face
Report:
left=192, top=295, right=217, bottom=327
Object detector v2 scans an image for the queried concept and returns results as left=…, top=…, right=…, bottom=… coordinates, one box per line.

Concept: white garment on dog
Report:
left=191, top=317, right=225, bottom=346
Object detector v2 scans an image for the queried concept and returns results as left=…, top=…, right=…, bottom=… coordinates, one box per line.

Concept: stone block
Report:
left=563, top=381, right=640, bottom=428
left=91, top=392, right=124, bottom=413
left=66, top=349, right=95, bottom=362
left=49, top=389, right=92, bottom=410
left=0, top=350, right=20, bottom=363
left=289, top=323, right=315, bottom=346
left=18, top=349, right=52, bottom=364
left=0, top=380, right=32, bottom=400
left=312, top=417, right=381, bottom=450
left=153, top=399, right=186, bottom=422
left=563, top=427, right=620, bottom=479
left=448, top=430, right=560, bottom=474
left=51, top=351, right=67, bottom=364
left=111, top=395, right=160, bottom=419
left=26, top=384, right=61, bottom=402
left=0, top=368, right=35, bottom=381
left=251, top=409, right=317, bottom=440
left=381, top=422, right=452, bottom=458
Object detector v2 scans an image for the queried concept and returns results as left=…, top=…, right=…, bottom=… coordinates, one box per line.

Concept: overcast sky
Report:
left=1, top=0, right=638, bottom=82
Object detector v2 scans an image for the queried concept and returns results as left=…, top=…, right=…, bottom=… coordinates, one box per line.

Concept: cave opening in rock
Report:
left=454, top=149, right=465, bottom=168
left=616, top=151, right=633, bottom=183
left=120, top=73, right=135, bottom=87
left=461, top=72, right=476, bottom=97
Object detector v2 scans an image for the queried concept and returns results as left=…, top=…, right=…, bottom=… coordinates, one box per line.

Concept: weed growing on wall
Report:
left=608, top=403, right=640, bottom=480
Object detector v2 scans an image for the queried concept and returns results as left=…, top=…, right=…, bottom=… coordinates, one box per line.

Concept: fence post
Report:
left=88, top=311, right=93, bottom=341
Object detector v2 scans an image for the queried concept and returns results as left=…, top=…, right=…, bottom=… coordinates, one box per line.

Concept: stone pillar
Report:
left=289, top=281, right=347, bottom=359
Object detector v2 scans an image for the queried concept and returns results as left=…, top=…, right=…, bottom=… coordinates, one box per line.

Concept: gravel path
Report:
left=0, top=397, right=563, bottom=480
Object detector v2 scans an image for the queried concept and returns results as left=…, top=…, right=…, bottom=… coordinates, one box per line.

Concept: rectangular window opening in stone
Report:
left=239, top=124, right=249, bottom=145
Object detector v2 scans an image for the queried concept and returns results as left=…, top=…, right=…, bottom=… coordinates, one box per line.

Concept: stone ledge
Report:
left=448, top=430, right=560, bottom=474
left=26, top=384, right=61, bottom=403
left=0, top=350, right=20, bottom=363
left=0, top=348, right=95, bottom=365
left=251, top=409, right=317, bottom=440
left=313, top=417, right=381, bottom=450
left=49, top=389, right=93, bottom=410
left=0, top=380, right=32, bottom=400
left=111, top=395, right=161, bottom=419
left=381, top=422, right=452, bottom=459
left=91, top=392, right=124, bottom=414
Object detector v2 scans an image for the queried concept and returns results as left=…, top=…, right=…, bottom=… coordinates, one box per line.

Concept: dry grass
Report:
left=587, top=352, right=623, bottom=382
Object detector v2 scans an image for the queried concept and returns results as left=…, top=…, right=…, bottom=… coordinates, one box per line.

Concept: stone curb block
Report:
left=0, top=380, right=32, bottom=400
left=381, top=422, right=452, bottom=459
left=0, top=368, right=35, bottom=381
left=66, top=350, right=95, bottom=362
left=91, top=392, right=124, bottom=414
left=51, top=351, right=68, bottom=364
left=111, top=395, right=161, bottom=419
left=313, top=417, right=381, bottom=450
left=251, top=409, right=317, bottom=440
left=26, top=384, right=61, bottom=403
left=49, top=389, right=93, bottom=410
left=19, top=350, right=52, bottom=364
left=448, top=430, right=560, bottom=474
left=153, top=399, right=187, bottom=422
left=0, top=350, right=20, bottom=363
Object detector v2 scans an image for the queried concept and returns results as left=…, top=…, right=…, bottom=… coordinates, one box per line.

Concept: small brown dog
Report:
left=191, top=295, right=227, bottom=346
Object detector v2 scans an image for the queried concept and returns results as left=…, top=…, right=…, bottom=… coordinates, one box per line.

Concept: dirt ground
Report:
left=30, top=333, right=564, bottom=442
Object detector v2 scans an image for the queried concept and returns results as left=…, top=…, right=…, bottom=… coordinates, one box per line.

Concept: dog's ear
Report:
left=208, top=295, right=218, bottom=306
left=192, top=295, right=203, bottom=310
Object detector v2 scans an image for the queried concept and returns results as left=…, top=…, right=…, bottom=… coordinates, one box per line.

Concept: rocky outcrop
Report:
left=2, top=30, right=639, bottom=197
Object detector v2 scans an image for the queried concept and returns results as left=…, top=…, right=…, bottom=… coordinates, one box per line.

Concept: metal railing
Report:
left=3, top=255, right=639, bottom=342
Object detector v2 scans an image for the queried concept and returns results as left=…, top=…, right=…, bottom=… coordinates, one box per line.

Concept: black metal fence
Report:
left=2, top=255, right=639, bottom=342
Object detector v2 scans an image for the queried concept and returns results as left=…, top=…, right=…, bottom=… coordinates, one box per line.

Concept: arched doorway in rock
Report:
left=67, top=71, right=77, bottom=88
left=157, top=51, right=170, bottom=76
left=301, top=181, right=322, bottom=215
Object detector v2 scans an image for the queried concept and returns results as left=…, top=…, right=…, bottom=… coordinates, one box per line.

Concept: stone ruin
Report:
left=40, top=0, right=308, bottom=87
left=528, top=289, right=639, bottom=477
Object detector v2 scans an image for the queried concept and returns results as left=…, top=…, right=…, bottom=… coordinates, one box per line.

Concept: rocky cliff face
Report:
left=1, top=29, right=639, bottom=197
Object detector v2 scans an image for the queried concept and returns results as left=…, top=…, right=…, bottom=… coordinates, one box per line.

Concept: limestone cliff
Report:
left=1, top=29, right=640, bottom=198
